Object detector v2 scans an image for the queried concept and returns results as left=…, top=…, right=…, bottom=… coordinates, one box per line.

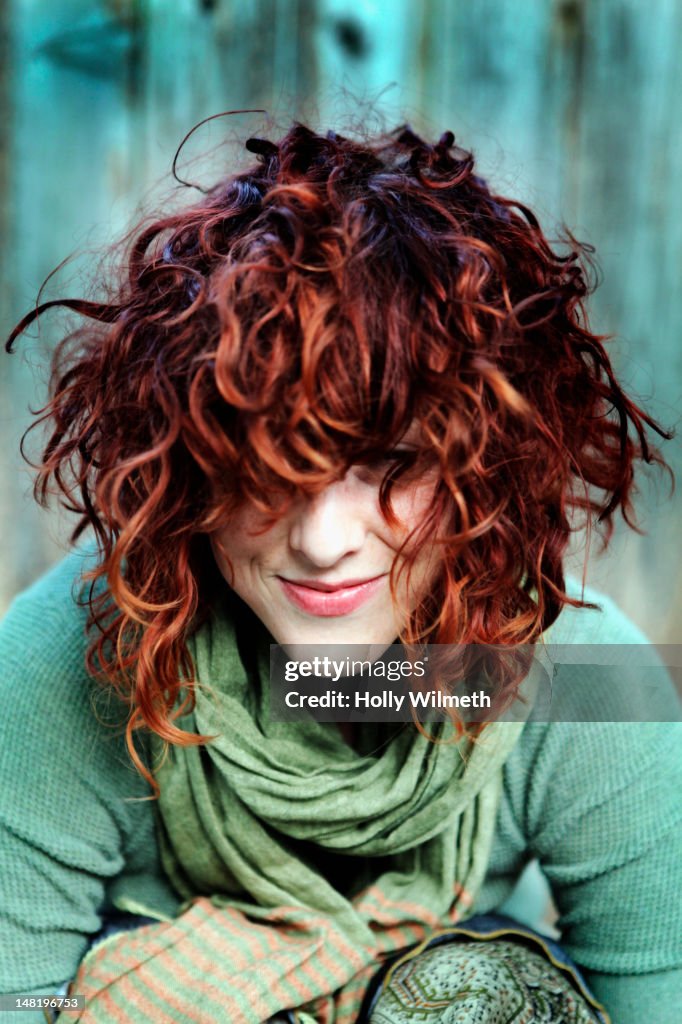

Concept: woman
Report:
left=1, top=122, right=680, bottom=1024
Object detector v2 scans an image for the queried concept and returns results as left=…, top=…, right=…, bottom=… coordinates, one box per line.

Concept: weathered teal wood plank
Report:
left=2, top=0, right=139, bottom=602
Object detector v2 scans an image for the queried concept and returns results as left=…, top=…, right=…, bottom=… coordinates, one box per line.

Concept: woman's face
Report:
left=211, top=456, right=441, bottom=649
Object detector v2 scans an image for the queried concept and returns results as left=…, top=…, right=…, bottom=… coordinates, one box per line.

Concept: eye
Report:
left=352, top=447, right=418, bottom=484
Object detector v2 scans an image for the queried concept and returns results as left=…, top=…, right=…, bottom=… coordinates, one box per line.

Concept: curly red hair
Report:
left=6, top=122, right=671, bottom=786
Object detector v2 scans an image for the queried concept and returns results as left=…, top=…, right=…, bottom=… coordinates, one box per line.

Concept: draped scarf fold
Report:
left=73, top=599, right=528, bottom=1023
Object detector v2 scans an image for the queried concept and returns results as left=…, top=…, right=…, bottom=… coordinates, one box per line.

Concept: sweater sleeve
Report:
left=0, top=550, right=151, bottom=998
left=506, top=588, right=682, bottom=1022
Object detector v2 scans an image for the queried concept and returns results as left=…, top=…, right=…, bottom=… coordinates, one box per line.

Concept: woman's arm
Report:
left=0, top=551, right=152, bottom=1000
left=520, top=718, right=682, bottom=1022
left=585, top=970, right=681, bottom=1024
left=506, top=592, right=682, bottom=1023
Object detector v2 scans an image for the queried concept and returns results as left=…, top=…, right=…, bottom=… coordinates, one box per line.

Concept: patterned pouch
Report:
left=365, top=914, right=610, bottom=1024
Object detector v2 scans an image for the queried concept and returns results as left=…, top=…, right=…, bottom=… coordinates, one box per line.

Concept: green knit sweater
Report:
left=0, top=549, right=680, bottom=1023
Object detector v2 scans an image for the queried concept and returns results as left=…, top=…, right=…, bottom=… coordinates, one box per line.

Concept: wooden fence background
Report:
left=1, top=0, right=680, bottom=642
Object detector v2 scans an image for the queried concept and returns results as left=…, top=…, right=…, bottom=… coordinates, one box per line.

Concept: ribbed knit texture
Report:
left=1, top=548, right=680, bottom=1023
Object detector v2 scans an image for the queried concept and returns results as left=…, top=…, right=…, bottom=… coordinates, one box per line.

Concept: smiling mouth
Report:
left=277, top=574, right=387, bottom=616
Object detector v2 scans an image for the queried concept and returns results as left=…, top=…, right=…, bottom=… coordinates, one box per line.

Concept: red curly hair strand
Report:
left=6, top=121, right=672, bottom=789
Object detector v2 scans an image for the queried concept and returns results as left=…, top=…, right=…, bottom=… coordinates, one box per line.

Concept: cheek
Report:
left=210, top=514, right=256, bottom=581
left=211, top=509, right=288, bottom=584
left=387, top=475, right=440, bottom=539
left=388, top=478, right=443, bottom=588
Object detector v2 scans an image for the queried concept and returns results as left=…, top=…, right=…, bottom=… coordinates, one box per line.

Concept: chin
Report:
left=280, top=636, right=396, bottom=666
left=275, top=619, right=398, bottom=654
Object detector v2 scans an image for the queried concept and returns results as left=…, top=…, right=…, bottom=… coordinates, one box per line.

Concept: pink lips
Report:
left=277, top=574, right=387, bottom=617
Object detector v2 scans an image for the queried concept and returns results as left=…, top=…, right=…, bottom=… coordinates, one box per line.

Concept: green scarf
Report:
left=73, top=599, right=526, bottom=1024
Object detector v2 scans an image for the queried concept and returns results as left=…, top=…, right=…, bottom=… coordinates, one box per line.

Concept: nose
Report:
left=287, top=477, right=367, bottom=568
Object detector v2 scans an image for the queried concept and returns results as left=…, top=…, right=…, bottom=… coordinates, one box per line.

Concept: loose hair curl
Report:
left=7, top=121, right=672, bottom=788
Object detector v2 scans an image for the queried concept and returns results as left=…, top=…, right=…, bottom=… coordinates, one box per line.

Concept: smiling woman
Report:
left=1, top=122, right=680, bottom=1024
left=211, top=431, right=441, bottom=645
